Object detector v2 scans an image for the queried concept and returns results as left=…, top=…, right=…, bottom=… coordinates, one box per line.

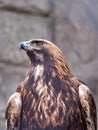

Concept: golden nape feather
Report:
left=5, top=39, right=97, bottom=130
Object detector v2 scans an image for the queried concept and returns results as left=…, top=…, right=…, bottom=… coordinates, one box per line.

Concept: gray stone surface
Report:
left=0, top=11, right=52, bottom=65
left=0, top=0, right=50, bottom=14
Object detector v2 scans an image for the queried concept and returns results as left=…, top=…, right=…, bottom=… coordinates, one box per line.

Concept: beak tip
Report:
left=18, top=41, right=26, bottom=50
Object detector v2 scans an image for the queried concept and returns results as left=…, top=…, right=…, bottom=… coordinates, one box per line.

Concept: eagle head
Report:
left=19, top=39, right=72, bottom=78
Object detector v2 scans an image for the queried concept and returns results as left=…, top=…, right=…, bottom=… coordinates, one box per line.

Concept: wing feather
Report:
left=5, top=92, right=22, bottom=130
left=79, top=84, right=97, bottom=130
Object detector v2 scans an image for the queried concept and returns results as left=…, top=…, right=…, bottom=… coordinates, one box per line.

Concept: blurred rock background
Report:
left=0, top=0, right=98, bottom=129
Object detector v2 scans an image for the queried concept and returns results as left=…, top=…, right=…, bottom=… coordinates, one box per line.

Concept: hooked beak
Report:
left=18, top=41, right=40, bottom=51
left=18, top=41, right=28, bottom=50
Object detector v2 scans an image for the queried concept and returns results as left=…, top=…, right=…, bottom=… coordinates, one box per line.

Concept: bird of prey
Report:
left=5, top=39, right=97, bottom=130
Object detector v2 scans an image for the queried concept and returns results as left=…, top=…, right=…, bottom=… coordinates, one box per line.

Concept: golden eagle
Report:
left=5, top=39, right=97, bottom=130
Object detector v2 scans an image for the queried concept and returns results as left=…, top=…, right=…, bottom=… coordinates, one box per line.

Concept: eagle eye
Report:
left=37, top=42, right=43, bottom=46
left=30, top=41, right=43, bottom=47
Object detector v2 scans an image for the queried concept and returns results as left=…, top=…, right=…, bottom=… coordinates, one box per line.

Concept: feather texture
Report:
left=5, top=39, right=97, bottom=130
